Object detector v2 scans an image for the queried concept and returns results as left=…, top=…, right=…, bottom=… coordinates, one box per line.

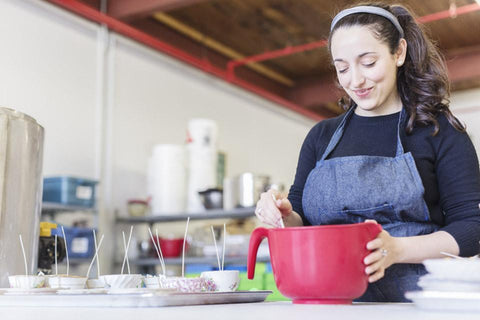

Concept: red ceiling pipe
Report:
left=227, top=2, right=480, bottom=78
left=417, top=2, right=480, bottom=24
left=227, top=40, right=327, bottom=81
left=227, top=40, right=327, bottom=80
left=45, top=0, right=325, bottom=122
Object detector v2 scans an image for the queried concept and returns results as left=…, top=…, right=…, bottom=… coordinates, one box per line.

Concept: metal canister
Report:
left=236, top=173, right=270, bottom=208
left=0, top=107, right=44, bottom=287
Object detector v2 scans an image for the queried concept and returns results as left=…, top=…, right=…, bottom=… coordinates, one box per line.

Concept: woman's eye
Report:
left=338, top=68, right=348, bottom=74
left=363, top=61, right=376, bottom=67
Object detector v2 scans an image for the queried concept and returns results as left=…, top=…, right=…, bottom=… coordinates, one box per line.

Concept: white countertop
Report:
left=0, top=301, right=478, bottom=320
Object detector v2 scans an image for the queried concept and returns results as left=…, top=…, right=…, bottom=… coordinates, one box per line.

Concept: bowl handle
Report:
left=247, top=227, right=269, bottom=280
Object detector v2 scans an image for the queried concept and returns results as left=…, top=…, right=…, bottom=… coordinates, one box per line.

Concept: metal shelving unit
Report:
left=41, top=202, right=96, bottom=214
left=40, top=202, right=98, bottom=267
left=115, top=207, right=256, bottom=225
left=115, top=207, right=263, bottom=273
left=131, top=256, right=270, bottom=267
left=41, top=201, right=98, bottom=226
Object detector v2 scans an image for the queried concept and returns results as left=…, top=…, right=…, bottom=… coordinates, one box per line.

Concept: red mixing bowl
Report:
left=247, top=222, right=382, bottom=304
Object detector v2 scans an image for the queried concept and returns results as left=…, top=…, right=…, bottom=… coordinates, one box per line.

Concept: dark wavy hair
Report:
left=328, top=2, right=465, bottom=135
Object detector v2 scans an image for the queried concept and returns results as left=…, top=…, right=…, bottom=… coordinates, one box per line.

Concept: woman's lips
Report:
left=353, top=87, right=373, bottom=98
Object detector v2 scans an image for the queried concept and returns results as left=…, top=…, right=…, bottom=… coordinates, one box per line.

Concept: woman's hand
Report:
left=255, top=189, right=292, bottom=228
left=363, top=220, right=401, bottom=283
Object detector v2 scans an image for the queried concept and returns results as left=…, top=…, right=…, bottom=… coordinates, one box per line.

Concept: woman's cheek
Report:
left=365, top=64, right=387, bottom=83
left=337, top=73, right=350, bottom=89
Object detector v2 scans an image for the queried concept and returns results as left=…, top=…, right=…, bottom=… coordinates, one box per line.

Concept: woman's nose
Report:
left=351, top=67, right=366, bottom=87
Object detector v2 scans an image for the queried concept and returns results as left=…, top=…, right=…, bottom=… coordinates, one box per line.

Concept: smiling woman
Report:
left=253, top=2, right=480, bottom=303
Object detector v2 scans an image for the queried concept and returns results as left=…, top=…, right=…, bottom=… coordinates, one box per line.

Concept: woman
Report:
left=255, top=3, right=480, bottom=302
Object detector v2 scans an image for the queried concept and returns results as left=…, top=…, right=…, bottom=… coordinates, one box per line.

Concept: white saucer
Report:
left=2, top=287, right=58, bottom=295
left=57, top=288, right=108, bottom=295
left=418, top=274, right=480, bottom=292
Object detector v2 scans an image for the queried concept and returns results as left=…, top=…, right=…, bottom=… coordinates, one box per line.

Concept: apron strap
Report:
left=395, top=107, right=406, bottom=157
left=320, top=107, right=355, bottom=161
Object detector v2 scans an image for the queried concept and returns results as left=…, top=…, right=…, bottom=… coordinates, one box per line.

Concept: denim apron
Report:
left=302, top=107, right=440, bottom=302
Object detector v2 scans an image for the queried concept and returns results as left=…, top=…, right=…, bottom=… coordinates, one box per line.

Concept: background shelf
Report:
left=129, top=255, right=270, bottom=267
left=42, top=202, right=96, bottom=213
left=116, top=207, right=256, bottom=224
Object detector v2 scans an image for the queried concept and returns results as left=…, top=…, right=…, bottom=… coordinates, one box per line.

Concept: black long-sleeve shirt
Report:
left=288, top=110, right=480, bottom=256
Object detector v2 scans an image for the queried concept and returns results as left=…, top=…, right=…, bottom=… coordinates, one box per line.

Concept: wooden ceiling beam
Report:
left=108, top=0, right=208, bottom=20
left=152, top=12, right=295, bottom=87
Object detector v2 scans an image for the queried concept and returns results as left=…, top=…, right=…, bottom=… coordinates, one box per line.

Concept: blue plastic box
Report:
left=52, top=226, right=96, bottom=259
left=43, top=176, right=98, bottom=208
left=185, top=264, right=213, bottom=277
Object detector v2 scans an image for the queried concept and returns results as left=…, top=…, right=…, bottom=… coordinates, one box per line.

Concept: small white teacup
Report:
left=86, top=278, right=105, bottom=289
left=8, top=275, right=46, bottom=289
left=144, top=275, right=166, bottom=289
left=200, top=270, right=240, bottom=292
left=47, top=275, right=87, bottom=289
left=100, top=274, right=144, bottom=289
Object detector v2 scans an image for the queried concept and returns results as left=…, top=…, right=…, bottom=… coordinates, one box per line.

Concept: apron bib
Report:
left=302, top=107, right=439, bottom=302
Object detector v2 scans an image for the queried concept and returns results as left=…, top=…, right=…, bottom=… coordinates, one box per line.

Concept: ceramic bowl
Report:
left=423, top=258, right=480, bottom=281
left=8, top=275, right=46, bottom=289
left=86, top=278, right=105, bottom=289
left=100, top=274, right=144, bottom=289
left=47, top=275, right=87, bottom=289
left=201, top=270, right=240, bottom=292
left=127, top=200, right=149, bottom=216
left=144, top=275, right=166, bottom=289
left=161, top=277, right=207, bottom=292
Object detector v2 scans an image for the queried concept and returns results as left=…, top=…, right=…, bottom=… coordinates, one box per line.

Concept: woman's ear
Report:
left=396, top=38, right=407, bottom=67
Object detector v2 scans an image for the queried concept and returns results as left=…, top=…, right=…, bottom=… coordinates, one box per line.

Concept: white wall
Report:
left=450, top=88, right=480, bottom=157
left=0, top=0, right=98, bottom=178
left=0, top=0, right=314, bottom=213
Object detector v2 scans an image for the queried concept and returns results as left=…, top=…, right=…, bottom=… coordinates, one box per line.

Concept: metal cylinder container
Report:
left=236, top=173, right=270, bottom=208
left=0, top=107, right=44, bottom=287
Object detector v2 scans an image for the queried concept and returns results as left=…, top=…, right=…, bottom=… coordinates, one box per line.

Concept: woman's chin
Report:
left=354, top=104, right=378, bottom=115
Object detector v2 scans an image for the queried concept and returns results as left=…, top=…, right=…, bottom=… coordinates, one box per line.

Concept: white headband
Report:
left=331, top=6, right=404, bottom=38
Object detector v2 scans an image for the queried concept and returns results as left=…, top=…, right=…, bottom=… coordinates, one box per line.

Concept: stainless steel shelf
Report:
left=69, top=257, right=92, bottom=265
left=53, top=257, right=92, bottom=265
left=130, top=255, right=270, bottom=267
left=116, top=207, right=256, bottom=224
left=41, top=202, right=96, bottom=213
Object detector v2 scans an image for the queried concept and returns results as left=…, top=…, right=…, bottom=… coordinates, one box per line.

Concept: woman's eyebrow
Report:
left=334, top=52, right=377, bottom=62
left=359, top=51, right=377, bottom=57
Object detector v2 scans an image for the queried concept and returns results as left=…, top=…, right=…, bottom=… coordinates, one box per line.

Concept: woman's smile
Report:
left=353, top=87, right=373, bottom=98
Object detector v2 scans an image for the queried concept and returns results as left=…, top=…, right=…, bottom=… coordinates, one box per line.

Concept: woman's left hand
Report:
left=364, top=220, right=400, bottom=283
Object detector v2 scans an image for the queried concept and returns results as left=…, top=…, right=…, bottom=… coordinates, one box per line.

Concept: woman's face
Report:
left=330, top=25, right=406, bottom=116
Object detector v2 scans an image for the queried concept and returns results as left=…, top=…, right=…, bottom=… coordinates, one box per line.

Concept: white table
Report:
left=0, top=301, right=478, bottom=320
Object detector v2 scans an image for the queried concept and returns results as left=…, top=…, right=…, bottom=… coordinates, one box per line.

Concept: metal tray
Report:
left=0, top=290, right=272, bottom=308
